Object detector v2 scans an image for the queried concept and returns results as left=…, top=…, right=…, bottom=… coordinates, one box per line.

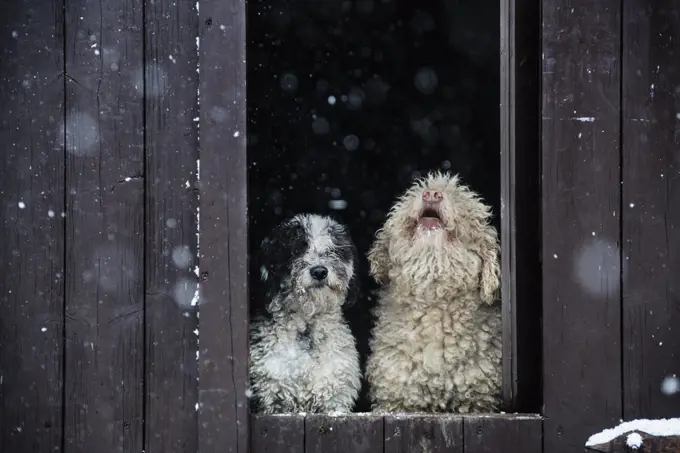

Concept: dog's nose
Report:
left=309, top=266, right=328, bottom=281
left=422, top=190, right=443, bottom=202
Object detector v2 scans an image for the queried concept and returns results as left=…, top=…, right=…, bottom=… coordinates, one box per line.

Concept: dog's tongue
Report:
left=419, top=217, right=442, bottom=229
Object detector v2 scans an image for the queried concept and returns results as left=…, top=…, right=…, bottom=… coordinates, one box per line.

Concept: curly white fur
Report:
left=365, top=172, right=502, bottom=413
left=249, top=214, right=361, bottom=414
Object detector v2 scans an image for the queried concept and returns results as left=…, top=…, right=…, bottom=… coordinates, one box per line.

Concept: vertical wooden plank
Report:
left=144, top=0, right=200, bottom=451
left=250, top=415, right=305, bottom=453
left=541, top=0, right=622, bottom=451
left=622, top=0, right=680, bottom=419
left=0, top=0, right=65, bottom=450
left=384, top=415, right=462, bottom=453
left=464, top=415, right=542, bottom=453
left=62, top=0, right=145, bottom=449
left=306, top=415, right=384, bottom=453
left=197, top=0, right=248, bottom=451
left=500, top=0, right=542, bottom=412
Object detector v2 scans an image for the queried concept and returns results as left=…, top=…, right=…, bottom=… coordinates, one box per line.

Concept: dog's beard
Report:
left=291, top=278, right=345, bottom=318
left=389, top=230, right=461, bottom=284
left=404, top=242, right=455, bottom=276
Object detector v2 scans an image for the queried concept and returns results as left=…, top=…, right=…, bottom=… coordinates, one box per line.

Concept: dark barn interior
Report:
left=247, top=0, right=500, bottom=412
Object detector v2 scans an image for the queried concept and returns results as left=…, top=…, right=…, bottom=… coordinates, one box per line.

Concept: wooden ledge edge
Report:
left=251, top=412, right=542, bottom=421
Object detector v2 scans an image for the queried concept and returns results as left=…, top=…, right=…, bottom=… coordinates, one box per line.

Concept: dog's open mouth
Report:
left=417, top=207, right=444, bottom=230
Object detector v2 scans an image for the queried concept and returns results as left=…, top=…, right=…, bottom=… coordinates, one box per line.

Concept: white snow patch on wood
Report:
left=586, top=418, right=680, bottom=447
left=626, top=432, right=643, bottom=449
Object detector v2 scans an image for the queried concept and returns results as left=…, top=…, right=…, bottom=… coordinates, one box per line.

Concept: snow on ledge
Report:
left=254, top=412, right=541, bottom=420
left=585, top=418, right=680, bottom=447
left=626, top=432, right=643, bottom=449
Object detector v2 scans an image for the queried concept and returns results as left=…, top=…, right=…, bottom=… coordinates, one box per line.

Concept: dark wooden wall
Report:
left=542, top=1, right=680, bottom=453
left=541, top=0, right=623, bottom=450
left=1, top=0, right=66, bottom=449
left=0, top=0, right=247, bottom=452
left=620, top=0, right=680, bottom=422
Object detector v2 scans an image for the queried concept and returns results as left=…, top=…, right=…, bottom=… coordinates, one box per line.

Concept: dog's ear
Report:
left=257, top=219, right=306, bottom=307
left=257, top=235, right=279, bottom=301
left=478, top=225, right=501, bottom=304
left=367, top=227, right=390, bottom=285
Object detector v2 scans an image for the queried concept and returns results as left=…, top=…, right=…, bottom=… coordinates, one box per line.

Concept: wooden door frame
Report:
left=500, top=0, right=543, bottom=413
left=195, top=0, right=545, bottom=449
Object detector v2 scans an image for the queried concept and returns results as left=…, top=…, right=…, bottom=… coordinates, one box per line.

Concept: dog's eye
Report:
left=290, top=236, right=308, bottom=256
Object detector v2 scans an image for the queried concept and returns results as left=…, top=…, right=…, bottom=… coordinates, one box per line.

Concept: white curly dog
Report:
left=365, top=171, right=502, bottom=413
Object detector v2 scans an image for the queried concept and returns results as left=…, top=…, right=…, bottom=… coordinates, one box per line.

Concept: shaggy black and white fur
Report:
left=249, top=214, right=361, bottom=414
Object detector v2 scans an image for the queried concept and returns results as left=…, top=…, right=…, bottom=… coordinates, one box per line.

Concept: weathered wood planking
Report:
left=62, top=0, right=145, bottom=450
left=197, top=0, right=248, bottom=451
left=144, top=0, right=200, bottom=451
left=384, top=414, right=462, bottom=453
left=250, top=415, right=305, bottom=453
left=500, top=0, right=542, bottom=413
left=621, top=0, right=680, bottom=419
left=0, top=0, right=65, bottom=450
left=464, top=415, right=543, bottom=453
left=250, top=414, right=542, bottom=453
left=541, top=0, right=623, bottom=451
left=305, top=414, right=384, bottom=453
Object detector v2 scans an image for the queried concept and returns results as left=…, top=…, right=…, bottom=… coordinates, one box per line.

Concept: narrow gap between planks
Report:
left=60, top=0, right=68, bottom=449
left=141, top=0, right=149, bottom=448
left=617, top=0, right=625, bottom=421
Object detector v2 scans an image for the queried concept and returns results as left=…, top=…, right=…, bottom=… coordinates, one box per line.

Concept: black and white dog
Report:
left=249, top=214, right=361, bottom=414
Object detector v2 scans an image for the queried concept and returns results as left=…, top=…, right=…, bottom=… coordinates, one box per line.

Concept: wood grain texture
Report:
left=384, top=414, right=462, bottom=453
left=62, top=0, right=145, bottom=450
left=197, top=0, right=248, bottom=451
left=305, top=414, right=384, bottom=453
left=250, top=415, right=305, bottom=453
left=144, top=0, right=200, bottom=451
left=463, top=416, right=543, bottom=453
left=500, top=0, right=542, bottom=413
left=621, top=0, right=680, bottom=420
left=541, top=0, right=623, bottom=451
left=464, top=415, right=543, bottom=453
left=0, top=0, right=65, bottom=450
